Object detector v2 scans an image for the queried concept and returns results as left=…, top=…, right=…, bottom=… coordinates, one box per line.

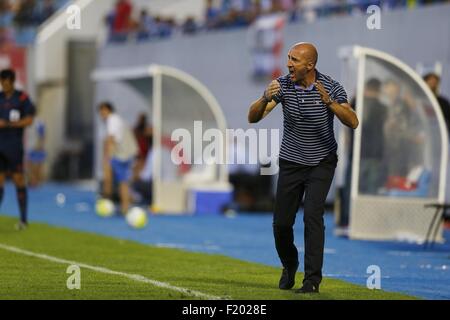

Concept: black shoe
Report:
left=278, top=262, right=299, bottom=290
left=295, top=281, right=319, bottom=294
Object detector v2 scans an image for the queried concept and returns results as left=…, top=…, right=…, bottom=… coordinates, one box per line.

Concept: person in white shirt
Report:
left=98, top=102, right=138, bottom=215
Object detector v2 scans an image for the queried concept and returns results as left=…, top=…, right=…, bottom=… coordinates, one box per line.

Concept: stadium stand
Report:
left=103, top=0, right=449, bottom=43
left=0, top=0, right=70, bottom=45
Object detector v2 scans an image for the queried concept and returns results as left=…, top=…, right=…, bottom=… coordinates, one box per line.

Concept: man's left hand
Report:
left=315, top=81, right=332, bottom=106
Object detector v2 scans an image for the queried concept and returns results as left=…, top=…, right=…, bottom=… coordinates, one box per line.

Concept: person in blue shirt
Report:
left=0, top=69, right=36, bottom=230
left=27, top=117, right=46, bottom=187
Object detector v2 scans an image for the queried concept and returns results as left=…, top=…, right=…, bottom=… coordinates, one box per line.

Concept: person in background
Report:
left=13, top=0, right=38, bottom=28
left=182, top=16, right=198, bottom=35
left=423, top=72, right=450, bottom=214
left=0, top=0, right=14, bottom=45
left=111, top=0, right=133, bottom=42
left=0, top=69, right=36, bottom=230
left=27, top=117, right=46, bottom=187
left=359, top=78, right=389, bottom=194
left=104, top=7, right=116, bottom=42
left=154, top=16, right=175, bottom=38
left=205, top=0, right=220, bottom=29
left=383, top=80, right=424, bottom=178
left=136, top=9, right=156, bottom=41
left=98, top=102, right=138, bottom=215
left=132, top=113, right=152, bottom=181
left=423, top=73, right=450, bottom=133
left=132, top=148, right=153, bottom=206
left=38, top=0, right=55, bottom=24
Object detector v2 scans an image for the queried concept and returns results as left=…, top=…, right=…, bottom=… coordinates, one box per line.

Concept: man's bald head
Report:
left=287, top=42, right=319, bottom=84
left=291, top=42, right=318, bottom=66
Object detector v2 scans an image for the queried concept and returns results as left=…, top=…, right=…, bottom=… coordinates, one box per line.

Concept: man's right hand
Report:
left=0, top=119, right=8, bottom=129
left=248, top=80, right=281, bottom=123
left=263, top=80, right=281, bottom=102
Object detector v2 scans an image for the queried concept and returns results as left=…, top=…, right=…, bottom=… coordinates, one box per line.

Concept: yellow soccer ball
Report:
left=96, top=198, right=115, bottom=217
left=126, top=207, right=148, bottom=229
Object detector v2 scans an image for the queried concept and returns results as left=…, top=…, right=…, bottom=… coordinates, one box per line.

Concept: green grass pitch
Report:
left=0, top=216, right=416, bottom=300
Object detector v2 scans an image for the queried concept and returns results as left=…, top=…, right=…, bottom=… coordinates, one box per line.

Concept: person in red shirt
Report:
left=112, top=0, right=133, bottom=41
left=132, top=113, right=152, bottom=181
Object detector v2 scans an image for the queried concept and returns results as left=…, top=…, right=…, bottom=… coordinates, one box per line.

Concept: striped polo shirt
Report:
left=273, top=69, right=348, bottom=166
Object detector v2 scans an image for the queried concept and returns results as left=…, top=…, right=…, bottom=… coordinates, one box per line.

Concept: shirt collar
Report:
left=293, top=69, right=320, bottom=92
left=295, top=83, right=315, bottom=92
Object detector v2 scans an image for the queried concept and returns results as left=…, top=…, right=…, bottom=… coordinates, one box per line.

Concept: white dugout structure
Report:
left=338, top=46, right=448, bottom=242
left=92, top=65, right=231, bottom=214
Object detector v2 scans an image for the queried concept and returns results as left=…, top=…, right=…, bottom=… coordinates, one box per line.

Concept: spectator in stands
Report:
left=182, top=16, right=198, bottom=34
left=351, top=0, right=380, bottom=12
left=0, top=0, right=14, bottom=45
left=205, top=0, right=221, bottom=29
left=245, top=0, right=264, bottom=24
left=285, top=0, right=300, bottom=22
left=13, top=0, right=39, bottom=45
left=219, top=0, right=254, bottom=28
left=383, top=0, right=405, bottom=10
left=0, top=0, right=67, bottom=45
left=37, top=0, right=55, bottom=24
left=423, top=73, right=450, bottom=132
left=111, top=0, right=133, bottom=42
left=104, top=9, right=115, bottom=42
left=102, top=0, right=448, bottom=44
left=220, top=0, right=233, bottom=15
left=136, top=9, right=155, bottom=41
left=154, top=16, right=175, bottom=38
left=13, top=0, right=38, bottom=28
left=0, top=1, right=11, bottom=19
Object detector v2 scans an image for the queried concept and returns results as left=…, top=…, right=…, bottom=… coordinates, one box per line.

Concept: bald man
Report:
left=248, top=43, right=358, bottom=293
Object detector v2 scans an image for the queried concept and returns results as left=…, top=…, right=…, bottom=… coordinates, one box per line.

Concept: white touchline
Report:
left=0, top=243, right=227, bottom=300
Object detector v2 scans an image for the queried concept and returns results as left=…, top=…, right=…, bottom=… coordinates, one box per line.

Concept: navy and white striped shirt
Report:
left=274, top=70, right=348, bottom=166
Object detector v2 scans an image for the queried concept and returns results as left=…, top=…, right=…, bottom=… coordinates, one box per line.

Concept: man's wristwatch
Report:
left=262, top=91, right=271, bottom=103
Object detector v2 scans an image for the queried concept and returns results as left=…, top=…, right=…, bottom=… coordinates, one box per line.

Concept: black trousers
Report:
left=273, top=153, right=337, bottom=285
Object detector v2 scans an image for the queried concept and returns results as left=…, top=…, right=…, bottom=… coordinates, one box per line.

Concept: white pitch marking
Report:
left=0, top=243, right=227, bottom=300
